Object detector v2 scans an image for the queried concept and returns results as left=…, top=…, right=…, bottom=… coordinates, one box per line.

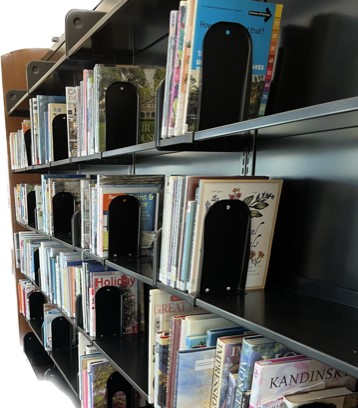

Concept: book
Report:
left=174, top=346, right=216, bottom=408
left=281, top=386, right=354, bottom=408
left=154, top=330, right=170, bottom=408
left=87, top=263, right=138, bottom=337
left=167, top=1, right=187, bottom=138
left=36, top=94, right=66, bottom=164
left=160, top=9, right=179, bottom=138
left=179, top=313, right=234, bottom=350
left=226, top=372, right=238, bottom=408
left=249, top=356, right=357, bottom=408
left=188, top=178, right=282, bottom=293
left=206, top=326, right=247, bottom=347
left=93, top=64, right=166, bottom=151
left=147, top=289, right=198, bottom=404
left=95, top=174, right=163, bottom=258
left=91, top=359, right=117, bottom=408
left=47, top=102, right=66, bottom=162
left=234, top=335, right=298, bottom=408
left=211, top=335, right=247, bottom=408
left=65, top=86, right=79, bottom=157
left=182, top=0, right=283, bottom=134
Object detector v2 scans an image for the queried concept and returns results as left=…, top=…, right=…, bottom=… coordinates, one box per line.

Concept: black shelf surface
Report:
left=196, top=287, right=358, bottom=378
left=105, top=256, right=155, bottom=285
left=194, top=96, right=358, bottom=142
left=94, top=332, right=148, bottom=398
left=50, top=347, right=79, bottom=395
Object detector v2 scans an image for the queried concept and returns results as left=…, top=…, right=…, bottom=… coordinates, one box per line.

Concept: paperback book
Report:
left=182, top=0, right=283, bottom=134
left=93, top=64, right=166, bottom=151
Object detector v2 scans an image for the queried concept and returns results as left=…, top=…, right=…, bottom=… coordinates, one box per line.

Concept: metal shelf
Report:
left=94, top=332, right=148, bottom=399
left=196, top=288, right=358, bottom=379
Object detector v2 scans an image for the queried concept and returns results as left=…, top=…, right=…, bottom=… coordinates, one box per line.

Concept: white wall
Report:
left=0, top=1, right=97, bottom=406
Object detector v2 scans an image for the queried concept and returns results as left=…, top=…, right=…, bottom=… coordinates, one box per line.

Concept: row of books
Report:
left=16, top=231, right=140, bottom=337
left=160, top=0, right=283, bottom=138
left=9, top=64, right=165, bottom=168
left=78, top=333, right=146, bottom=408
left=14, top=174, right=283, bottom=295
left=159, top=176, right=283, bottom=293
left=14, top=173, right=164, bottom=257
left=148, top=289, right=357, bottom=408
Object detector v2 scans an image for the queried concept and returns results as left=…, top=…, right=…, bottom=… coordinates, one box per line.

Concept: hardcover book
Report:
left=174, top=346, right=216, bottom=408
left=234, top=335, right=297, bottom=408
left=88, top=265, right=138, bottom=337
left=65, top=86, right=79, bottom=158
left=93, top=64, right=166, bottom=151
left=281, top=386, right=354, bottom=408
left=249, top=356, right=357, bottom=408
left=147, top=289, right=198, bottom=404
left=188, top=178, right=282, bottom=293
left=211, top=334, right=247, bottom=408
left=182, top=0, right=283, bottom=133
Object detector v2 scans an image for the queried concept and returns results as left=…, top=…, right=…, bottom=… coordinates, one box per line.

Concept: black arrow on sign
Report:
left=248, top=7, right=272, bottom=23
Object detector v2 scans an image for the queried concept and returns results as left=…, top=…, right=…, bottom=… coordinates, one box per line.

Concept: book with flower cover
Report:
left=93, top=64, right=166, bottom=151
left=249, top=356, right=357, bottom=408
left=182, top=0, right=283, bottom=134
left=188, top=178, right=282, bottom=294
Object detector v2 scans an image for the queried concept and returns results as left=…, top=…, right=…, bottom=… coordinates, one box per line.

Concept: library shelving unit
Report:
left=2, top=0, right=358, bottom=404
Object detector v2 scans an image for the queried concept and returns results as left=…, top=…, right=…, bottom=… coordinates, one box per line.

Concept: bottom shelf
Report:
left=94, top=332, right=148, bottom=399
left=23, top=332, right=80, bottom=407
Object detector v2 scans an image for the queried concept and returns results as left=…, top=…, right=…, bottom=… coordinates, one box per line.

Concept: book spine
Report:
left=161, top=10, right=179, bottom=139
left=211, top=339, right=225, bottom=408
left=167, top=1, right=187, bottom=138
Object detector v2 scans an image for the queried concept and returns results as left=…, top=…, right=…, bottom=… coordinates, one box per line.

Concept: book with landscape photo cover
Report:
left=93, top=64, right=166, bottom=151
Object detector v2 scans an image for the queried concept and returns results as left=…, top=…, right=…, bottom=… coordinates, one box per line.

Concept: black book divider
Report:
left=52, top=113, right=68, bottom=161
left=24, top=128, right=32, bottom=166
left=52, top=316, right=73, bottom=350
left=198, top=22, right=252, bottom=130
left=200, top=199, right=251, bottom=296
left=27, top=190, right=36, bottom=228
left=108, top=194, right=141, bottom=260
left=23, top=332, right=53, bottom=372
left=53, top=191, right=75, bottom=241
left=106, top=371, right=134, bottom=408
left=155, top=21, right=252, bottom=152
left=95, top=286, right=123, bottom=338
left=29, top=291, right=46, bottom=321
left=75, top=294, right=83, bottom=329
left=33, top=248, right=40, bottom=287
left=105, top=82, right=139, bottom=151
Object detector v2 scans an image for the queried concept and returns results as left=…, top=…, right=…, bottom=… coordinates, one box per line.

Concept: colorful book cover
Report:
left=147, top=289, right=198, bottom=404
left=211, top=334, right=246, bottom=408
left=183, top=0, right=283, bottom=133
left=154, top=330, right=170, bottom=408
left=36, top=95, right=66, bottom=164
left=89, top=268, right=138, bottom=337
left=174, top=346, right=216, bottom=408
left=188, top=178, right=282, bottom=293
left=91, top=359, right=117, bottom=408
left=93, top=64, right=166, bottom=151
left=249, top=356, right=357, bottom=408
left=226, top=372, right=238, bottom=408
left=206, top=326, right=246, bottom=347
left=234, top=335, right=297, bottom=408
left=65, top=86, right=79, bottom=158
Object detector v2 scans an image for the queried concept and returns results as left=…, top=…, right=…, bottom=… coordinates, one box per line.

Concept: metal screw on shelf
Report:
left=205, top=288, right=210, bottom=293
